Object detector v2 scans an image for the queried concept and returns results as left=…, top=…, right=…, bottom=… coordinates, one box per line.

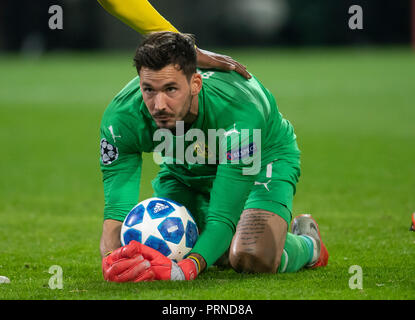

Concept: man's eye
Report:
left=143, top=88, right=153, bottom=93
left=166, top=87, right=177, bottom=93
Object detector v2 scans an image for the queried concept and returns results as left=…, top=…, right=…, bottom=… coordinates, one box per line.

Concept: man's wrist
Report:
left=186, top=253, right=206, bottom=273
left=187, top=255, right=201, bottom=274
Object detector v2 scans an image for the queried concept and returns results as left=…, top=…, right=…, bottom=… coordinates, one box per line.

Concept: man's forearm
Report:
left=97, top=0, right=179, bottom=34
left=100, top=219, right=123, bottom=258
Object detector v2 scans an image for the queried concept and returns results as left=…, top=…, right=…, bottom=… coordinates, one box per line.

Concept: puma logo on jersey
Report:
left=223, top=123, right=240, bottom=137
left=108, top=125, right=121, bottom=142
left=254, top=179, right=271, bottom=191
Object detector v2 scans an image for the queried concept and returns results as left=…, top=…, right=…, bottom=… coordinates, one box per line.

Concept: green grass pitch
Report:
left=0, top=48, right=414, bottom=300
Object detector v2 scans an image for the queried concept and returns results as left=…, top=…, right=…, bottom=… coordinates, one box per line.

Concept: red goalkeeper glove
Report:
left=102, top=242, right=154, bottom=282
left=102, top=240, right=198, bottom=282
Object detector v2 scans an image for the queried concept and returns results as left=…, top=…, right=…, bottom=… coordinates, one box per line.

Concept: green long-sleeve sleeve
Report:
left=190, top=161, right=257, bottom=267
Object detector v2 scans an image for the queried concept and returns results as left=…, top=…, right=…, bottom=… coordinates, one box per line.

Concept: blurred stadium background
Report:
left=0, top=0, right=412, bottom=53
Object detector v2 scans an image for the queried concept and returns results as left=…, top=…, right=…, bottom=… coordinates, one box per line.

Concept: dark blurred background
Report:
left=0, top=0, right=412, bottom=53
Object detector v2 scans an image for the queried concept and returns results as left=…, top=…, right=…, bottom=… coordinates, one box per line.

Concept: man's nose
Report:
left=154, top=92, right=167, bottom=112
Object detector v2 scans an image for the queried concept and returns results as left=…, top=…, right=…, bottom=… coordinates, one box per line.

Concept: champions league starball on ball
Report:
left=120, top=197, right=199, bottom=261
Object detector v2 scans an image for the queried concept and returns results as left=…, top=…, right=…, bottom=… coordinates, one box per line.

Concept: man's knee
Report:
left=229, top=246, right=281, bottom=273
left=228, top=208, right=287, bottom=274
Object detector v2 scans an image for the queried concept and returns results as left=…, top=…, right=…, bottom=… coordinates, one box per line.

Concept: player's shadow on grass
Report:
left=201, top=265, right=308, bottom=281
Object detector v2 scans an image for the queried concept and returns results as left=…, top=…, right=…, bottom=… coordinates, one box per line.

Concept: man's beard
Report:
left=155, top=93, right=195, bottom=136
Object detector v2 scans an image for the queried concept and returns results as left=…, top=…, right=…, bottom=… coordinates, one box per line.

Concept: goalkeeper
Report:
left=98, top=2, right=329, bottom=282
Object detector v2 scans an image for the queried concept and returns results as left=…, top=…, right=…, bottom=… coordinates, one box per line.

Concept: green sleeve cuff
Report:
left=103, top=204, right=136, bottom=222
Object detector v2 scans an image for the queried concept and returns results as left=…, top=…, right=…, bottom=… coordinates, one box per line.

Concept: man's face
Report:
left=140, top=64, right=197, bottom=129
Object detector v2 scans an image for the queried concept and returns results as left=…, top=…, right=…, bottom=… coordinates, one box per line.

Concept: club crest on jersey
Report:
left=100, top=138, right=119, bottom=165
left=193, top=141, right=213, bottom=159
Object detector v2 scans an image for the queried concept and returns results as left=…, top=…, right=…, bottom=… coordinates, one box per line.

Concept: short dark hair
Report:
left=133, top=31, right=197, bottom=80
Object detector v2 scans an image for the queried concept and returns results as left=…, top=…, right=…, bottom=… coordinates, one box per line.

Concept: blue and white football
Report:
left=120, top=197, right=199, bottom=262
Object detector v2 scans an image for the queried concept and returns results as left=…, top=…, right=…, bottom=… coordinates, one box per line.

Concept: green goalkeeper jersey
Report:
left=100, top=69, right=299, bottom=266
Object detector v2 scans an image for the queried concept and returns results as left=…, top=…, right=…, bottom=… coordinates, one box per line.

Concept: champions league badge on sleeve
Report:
left=100, top=138, right=119, bottom=165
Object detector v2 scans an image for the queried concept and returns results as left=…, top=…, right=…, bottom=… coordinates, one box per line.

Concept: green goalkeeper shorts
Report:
left=152, top=157, right=300, bottom=231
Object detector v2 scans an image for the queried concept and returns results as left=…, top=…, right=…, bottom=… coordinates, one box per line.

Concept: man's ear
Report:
left=191, top=72, right=202, bottom=96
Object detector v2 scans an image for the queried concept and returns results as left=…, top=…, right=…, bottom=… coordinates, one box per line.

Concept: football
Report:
left=120, top=197, right=199, bottom=261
